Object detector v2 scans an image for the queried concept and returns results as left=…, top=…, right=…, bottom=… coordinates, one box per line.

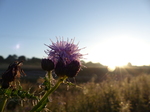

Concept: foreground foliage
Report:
left=2, top=73, right=150, bottom=112
left=47, top=74, right=150, bottom=112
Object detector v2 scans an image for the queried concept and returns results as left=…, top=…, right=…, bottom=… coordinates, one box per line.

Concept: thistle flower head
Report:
left=44, top=37, right=84, bottom=77
left=45, top=38, right=83, bottom=66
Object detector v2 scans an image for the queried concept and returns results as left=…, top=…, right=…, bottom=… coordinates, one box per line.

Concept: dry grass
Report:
left=2, top=66, right=150, bottom=112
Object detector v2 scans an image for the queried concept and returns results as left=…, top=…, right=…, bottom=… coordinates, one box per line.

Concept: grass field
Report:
left=1, top=65, right=150, bottom=112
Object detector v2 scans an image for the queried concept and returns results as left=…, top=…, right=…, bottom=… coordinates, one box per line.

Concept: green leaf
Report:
left=5, top=89, right=12, bottom=97
left=11, top=89, right=18, bottom=96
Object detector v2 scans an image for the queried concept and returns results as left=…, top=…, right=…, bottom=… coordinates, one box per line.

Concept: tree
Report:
left=0, top=56, right=4, bottom=63
left=18, top=55, right=26, bottom=62
left=5, top=54, right=18, bottom=63
left=127, top=62, right=132, bottom=67
left=27, top=57, right=41, bottom=64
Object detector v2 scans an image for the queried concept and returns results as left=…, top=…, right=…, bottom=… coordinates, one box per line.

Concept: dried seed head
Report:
left=1, top=61, right=26, bottom=89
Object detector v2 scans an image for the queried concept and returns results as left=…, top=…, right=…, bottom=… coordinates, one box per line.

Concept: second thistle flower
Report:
left=44, top=38, right=84, bottom=77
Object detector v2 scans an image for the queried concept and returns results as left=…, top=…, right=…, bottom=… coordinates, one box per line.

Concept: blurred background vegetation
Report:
left=1, top=54, right=150, bottom=112
left=0, top=54, right=104, bottom=68
left=1, top=54, right=150, bottom=84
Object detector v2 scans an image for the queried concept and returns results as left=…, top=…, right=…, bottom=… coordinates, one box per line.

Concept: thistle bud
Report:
left=66, top=60, right=80, bottom=77
left=54, top=59, right=66, bottom=77
left=41, top=59, right=54, bottom=71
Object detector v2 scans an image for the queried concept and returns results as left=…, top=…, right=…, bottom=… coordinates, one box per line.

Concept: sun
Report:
left=87, top=36, right=150, bottom=68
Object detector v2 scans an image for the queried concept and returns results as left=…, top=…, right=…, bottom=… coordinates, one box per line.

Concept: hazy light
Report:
left=14, top=44, right=20, bottom=50
left=107, top=66, right=116, bottom=72
left=86, top=36, right=150, bottom=66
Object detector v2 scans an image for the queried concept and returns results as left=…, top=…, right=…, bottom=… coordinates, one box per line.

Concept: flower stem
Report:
left=0, top=97, right=7, bottom=112
left=47, top=71, right=52, bottom=89
left=30, top=75, right=68, bottom=112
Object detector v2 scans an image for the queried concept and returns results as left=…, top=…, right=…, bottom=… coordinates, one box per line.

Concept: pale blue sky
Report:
left=1, top=0, right=150, bottom=66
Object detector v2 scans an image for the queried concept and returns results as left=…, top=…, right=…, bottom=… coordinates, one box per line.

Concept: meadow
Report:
left=1, top=65, right=150, bottom=112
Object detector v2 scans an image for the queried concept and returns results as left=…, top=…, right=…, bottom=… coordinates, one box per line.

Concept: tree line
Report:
left=0, top=54, right=41, bottom=64
left=0, top=54, right=104, bottom=67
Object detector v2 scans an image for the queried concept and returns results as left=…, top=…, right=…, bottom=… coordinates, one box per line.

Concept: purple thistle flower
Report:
left=44, top=38, right=84, bottom=77
left=45, top=38, right=83, bottom=66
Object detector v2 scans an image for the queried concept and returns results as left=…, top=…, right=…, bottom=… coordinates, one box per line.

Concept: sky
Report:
left=0, top=0, right=150, bottom=67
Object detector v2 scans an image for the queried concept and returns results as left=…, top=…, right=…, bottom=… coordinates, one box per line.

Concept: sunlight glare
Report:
left=87, top=36, right=150, bottom=66
left=107, top=65, right=116, bottom=71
